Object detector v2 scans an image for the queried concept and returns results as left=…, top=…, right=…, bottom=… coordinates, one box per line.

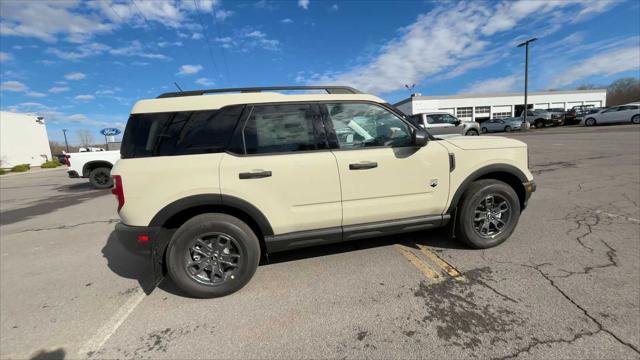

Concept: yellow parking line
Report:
left=416, top=244, right=465, bottom=281
left=395, top=245, right=441, bottom=281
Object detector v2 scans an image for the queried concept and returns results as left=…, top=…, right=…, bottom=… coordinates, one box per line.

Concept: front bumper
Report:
left=522, top=180, right=537, bottom=208
left=67, top=170, right=79, bottom=178
left=114, top=222, right=172, bottom=292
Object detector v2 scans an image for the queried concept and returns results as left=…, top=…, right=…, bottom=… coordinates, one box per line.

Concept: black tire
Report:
left=504, top=126, right=511, bottom=132
left=455, top=179, right=521, bottom=249
left=558, top=118, right=565, bottom=126
left=89, top=167, right=113, bottom=189
left=166, top=213, right=260, bottom=298
left=481, top=127, right=488, bottom=134
left=534, top=119, right=545, bottom=128
left=585, top=118, right=596, bottom=126
left=632, top=115, right=640, bottom=124
left=465, top=129, right=479, bottom=136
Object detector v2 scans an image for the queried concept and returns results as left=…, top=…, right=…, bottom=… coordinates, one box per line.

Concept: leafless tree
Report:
left=607, top=78, right=640, bottom=106
left=76, top=129, right=95, bottom=147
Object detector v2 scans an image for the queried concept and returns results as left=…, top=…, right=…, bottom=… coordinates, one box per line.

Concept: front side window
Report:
left=326, top=103, right=411, bottom=149
left=442, top=114, right=459, bottom=124
left=243, top=104, right=324, bottom=154
left=426, top=114, right=446, bottom=124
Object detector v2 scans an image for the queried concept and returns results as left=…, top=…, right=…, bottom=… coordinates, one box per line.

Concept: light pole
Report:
left=62, top=129, right=70, bottom=153
left=517, top=37, right=537, bottom=131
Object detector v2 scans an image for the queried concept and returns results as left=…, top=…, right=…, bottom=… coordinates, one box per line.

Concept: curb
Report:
left=0, top=167, right=67, bottom=178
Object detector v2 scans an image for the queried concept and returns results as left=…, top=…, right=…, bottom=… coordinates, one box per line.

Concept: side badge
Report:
left=430, top=179, right=438, bottom=188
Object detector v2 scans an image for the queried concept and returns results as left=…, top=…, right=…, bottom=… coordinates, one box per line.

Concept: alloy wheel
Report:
left=185, top=233, right=241, bottom=286
left=473, top=195, right=511, bottom=238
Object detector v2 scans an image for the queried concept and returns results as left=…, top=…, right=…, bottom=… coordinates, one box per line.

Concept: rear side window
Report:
left=242, top=104, right=325, bottom=154
left=121, top=105, right=243, bottom=158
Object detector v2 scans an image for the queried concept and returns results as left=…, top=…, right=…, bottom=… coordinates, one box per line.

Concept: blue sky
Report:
left=1, top=0, right=639, bottom=144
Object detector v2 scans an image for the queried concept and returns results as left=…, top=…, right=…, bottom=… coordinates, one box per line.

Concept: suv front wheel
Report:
left=166, top=213, right=260, bottom=298
left=455, top=179, right=521, bottom=249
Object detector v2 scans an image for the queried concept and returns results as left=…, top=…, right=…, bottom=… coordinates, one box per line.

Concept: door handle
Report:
left=239, top=170, right=272, bottom=179
left=349, top=162, right=378, bottom=170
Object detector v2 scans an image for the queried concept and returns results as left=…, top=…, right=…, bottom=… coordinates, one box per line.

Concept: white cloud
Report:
left=49, top=86, right=70, bottom=93
left=0, top=80, right=27, bottom=92
left=330, top=4, right=338, bottom=11
left=46, top=42, right=110, bottom=60
left=109, top=40, right=170, bottom=59
left=177, top=64, right=203, bottom=75
left=27, top=91, right=48, bottom=98
left=218, top=28, right=280, bottom=51
left=0, top=52, right=11, bottom=62
left=195, top=77, right=216, bottom=86
left=158, top=41, right=183, bottom=48
left=280, top=18, right=293, bottom=24
left=215, top=9, right=233, bottom=20
left=309, top=0, right=621, bottom=94
left=95, top=90, right=115, bottom=95
left=65, top=72, right=86, bottom=81
left=47, top=41, right=169, bottom=61
left=0, top=1, right=113, bottom=43
left=68, top=114, right=88, bottom=121
left=551, top=46, right=640, bottom=88
left=461, top=75, right=520, bottom=95
left=192, top=32, right=204, bottom=40
left=298, top=0, right=310, bottom=10
left=75, top=94, right=95, bottom=101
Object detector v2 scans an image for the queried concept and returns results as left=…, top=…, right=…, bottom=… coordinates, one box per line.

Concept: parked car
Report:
left=517, top=109, right=554, bottom=128
left=544, top=108, right=566, bottom=126
left=408, top=112, right=480, bottom=137
left=66, top=150, right=120, bottom=188
left=581, top=103, right=640, bottom=126
left=480, top=117, right=522, bottom=133
left=112, top=85, right=536, bottom=298
left=565, top=105, right=595, bottom=124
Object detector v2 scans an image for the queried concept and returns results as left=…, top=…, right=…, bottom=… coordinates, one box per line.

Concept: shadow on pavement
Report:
left=29, top=348, right=65, bottom=360
left=102, top=225, right=468, bottom=298
left=101, top=231, right=156, bottom=294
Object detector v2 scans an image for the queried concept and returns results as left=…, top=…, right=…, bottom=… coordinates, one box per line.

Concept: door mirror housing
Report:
left=454, top=119, right=462, bottom=126
left=412, top=127, right=428, bottom=147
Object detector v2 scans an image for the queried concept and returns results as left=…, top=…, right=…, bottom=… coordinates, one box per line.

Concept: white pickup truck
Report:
left=66, top=150, right=120, bottom=189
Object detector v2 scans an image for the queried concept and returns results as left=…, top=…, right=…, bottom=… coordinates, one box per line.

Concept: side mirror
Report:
left=412, top=128, right=428, bottom=147
left=454, top=120, right=462, bottom=126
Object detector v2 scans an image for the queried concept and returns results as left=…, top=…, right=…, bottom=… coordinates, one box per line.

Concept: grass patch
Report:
left=11, top=164, right=31, bottom=172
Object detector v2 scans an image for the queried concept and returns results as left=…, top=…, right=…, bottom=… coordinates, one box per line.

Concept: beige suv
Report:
left=112, top=86, right=536, bottom=298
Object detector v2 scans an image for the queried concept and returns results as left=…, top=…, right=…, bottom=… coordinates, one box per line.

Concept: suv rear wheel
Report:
left=166, top=213, right=260, bottom=298
left=534, top=119, right=545, bottom=128
left=455, top=179, right=521, bottom=249
left=465, top=129, right=479, bottom=136
left=89, top=167, right=113, bottom=189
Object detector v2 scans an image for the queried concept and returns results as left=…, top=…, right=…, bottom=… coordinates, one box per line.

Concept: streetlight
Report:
left=61, top=129, right=70, bottom=153
left=517, top=37, right=537, bottom=131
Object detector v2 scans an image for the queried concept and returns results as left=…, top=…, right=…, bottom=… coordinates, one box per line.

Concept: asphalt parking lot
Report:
left=1, top=125, right=639, bottom=360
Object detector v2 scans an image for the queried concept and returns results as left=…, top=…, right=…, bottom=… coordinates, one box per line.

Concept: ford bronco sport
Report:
left=112, top=86, right=536, bottom=298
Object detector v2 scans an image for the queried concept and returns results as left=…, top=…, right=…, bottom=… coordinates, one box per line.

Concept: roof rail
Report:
left=156, top=86, right=362, bottom=98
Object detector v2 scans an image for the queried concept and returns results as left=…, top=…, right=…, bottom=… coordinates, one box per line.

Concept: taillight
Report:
left=111, top=175, right=125, bottom=211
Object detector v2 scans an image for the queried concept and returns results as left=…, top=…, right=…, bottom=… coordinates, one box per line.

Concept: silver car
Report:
left=480, top=117, right=522, bottom=133
left=409, top=112, right=480, bottom=137
left=581, top=103, right=640, bottom=126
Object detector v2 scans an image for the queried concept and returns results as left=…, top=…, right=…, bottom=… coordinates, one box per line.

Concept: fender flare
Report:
left=82, top=161, right=113, bottom=177
left=148, top=194, right=274, bottom=236
left=446, top=163, right=528, bottom=214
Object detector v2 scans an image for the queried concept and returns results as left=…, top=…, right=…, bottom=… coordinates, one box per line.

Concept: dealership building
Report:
left=0, top=111, right=52, bottom=168
left=394, top=89, right=607, bottom=123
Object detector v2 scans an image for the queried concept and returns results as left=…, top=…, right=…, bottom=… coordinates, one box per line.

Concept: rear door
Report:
left=219, top=103, right=342, bottom=236
left=323, top=102, right=450, bottom=227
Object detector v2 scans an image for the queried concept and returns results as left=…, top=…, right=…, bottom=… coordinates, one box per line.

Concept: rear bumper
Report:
left=114, top=222, right=172, bottom=292
left=522, top=180, right=537, bottom=208
left=67, top=170, right=79, bottom=178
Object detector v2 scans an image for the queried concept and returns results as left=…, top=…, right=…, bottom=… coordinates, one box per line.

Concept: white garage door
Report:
left=567, top=101, right=583, bottom=108
left=584, top=101, right=601, bottom=107
left=551, top=102, right=565, bottom=109
left=437, top=108, right=455, bottom=115
left=534, top=103, right=549, bottom=109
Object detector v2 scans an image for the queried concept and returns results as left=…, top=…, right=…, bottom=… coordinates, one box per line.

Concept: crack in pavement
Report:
left=12, top=219, right=119, bottom=234
left=493, top=263, right=640, bottom=359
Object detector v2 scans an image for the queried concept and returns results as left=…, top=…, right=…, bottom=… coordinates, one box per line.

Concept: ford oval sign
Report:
left=100, top=128, right=121, bottom=136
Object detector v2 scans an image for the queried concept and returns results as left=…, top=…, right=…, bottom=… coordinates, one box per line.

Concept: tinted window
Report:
left=326, top=103, right=411, bottom=149
left=242, top=104, right=324, bottom=154
left=120, top=105, right=243, bottom=158
left=427, top=114, right=445, bottom=124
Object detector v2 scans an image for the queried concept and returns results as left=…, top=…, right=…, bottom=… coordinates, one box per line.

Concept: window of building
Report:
left=456, top=107, right=473, bottom=118
left=326, top=103, right=411, bottom=149
left=492, top=112, right=511, bottom=119
left=475, top=106, right=490, bottom=114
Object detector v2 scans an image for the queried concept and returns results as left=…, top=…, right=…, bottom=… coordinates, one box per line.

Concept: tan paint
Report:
left=416, top=244, right=465, bottom=281
left=395, top=245, right=441, bottom=281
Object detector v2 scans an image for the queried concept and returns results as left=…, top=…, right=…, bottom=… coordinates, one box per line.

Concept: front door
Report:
left=323, top=102, right=450, bottom=227
left=220, top=103, right=342, bottom=236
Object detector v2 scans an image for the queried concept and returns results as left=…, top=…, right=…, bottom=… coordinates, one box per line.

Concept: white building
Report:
left=0, top=111, right=52, bottom=168
left=394, top=89, right=607, bottom=122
